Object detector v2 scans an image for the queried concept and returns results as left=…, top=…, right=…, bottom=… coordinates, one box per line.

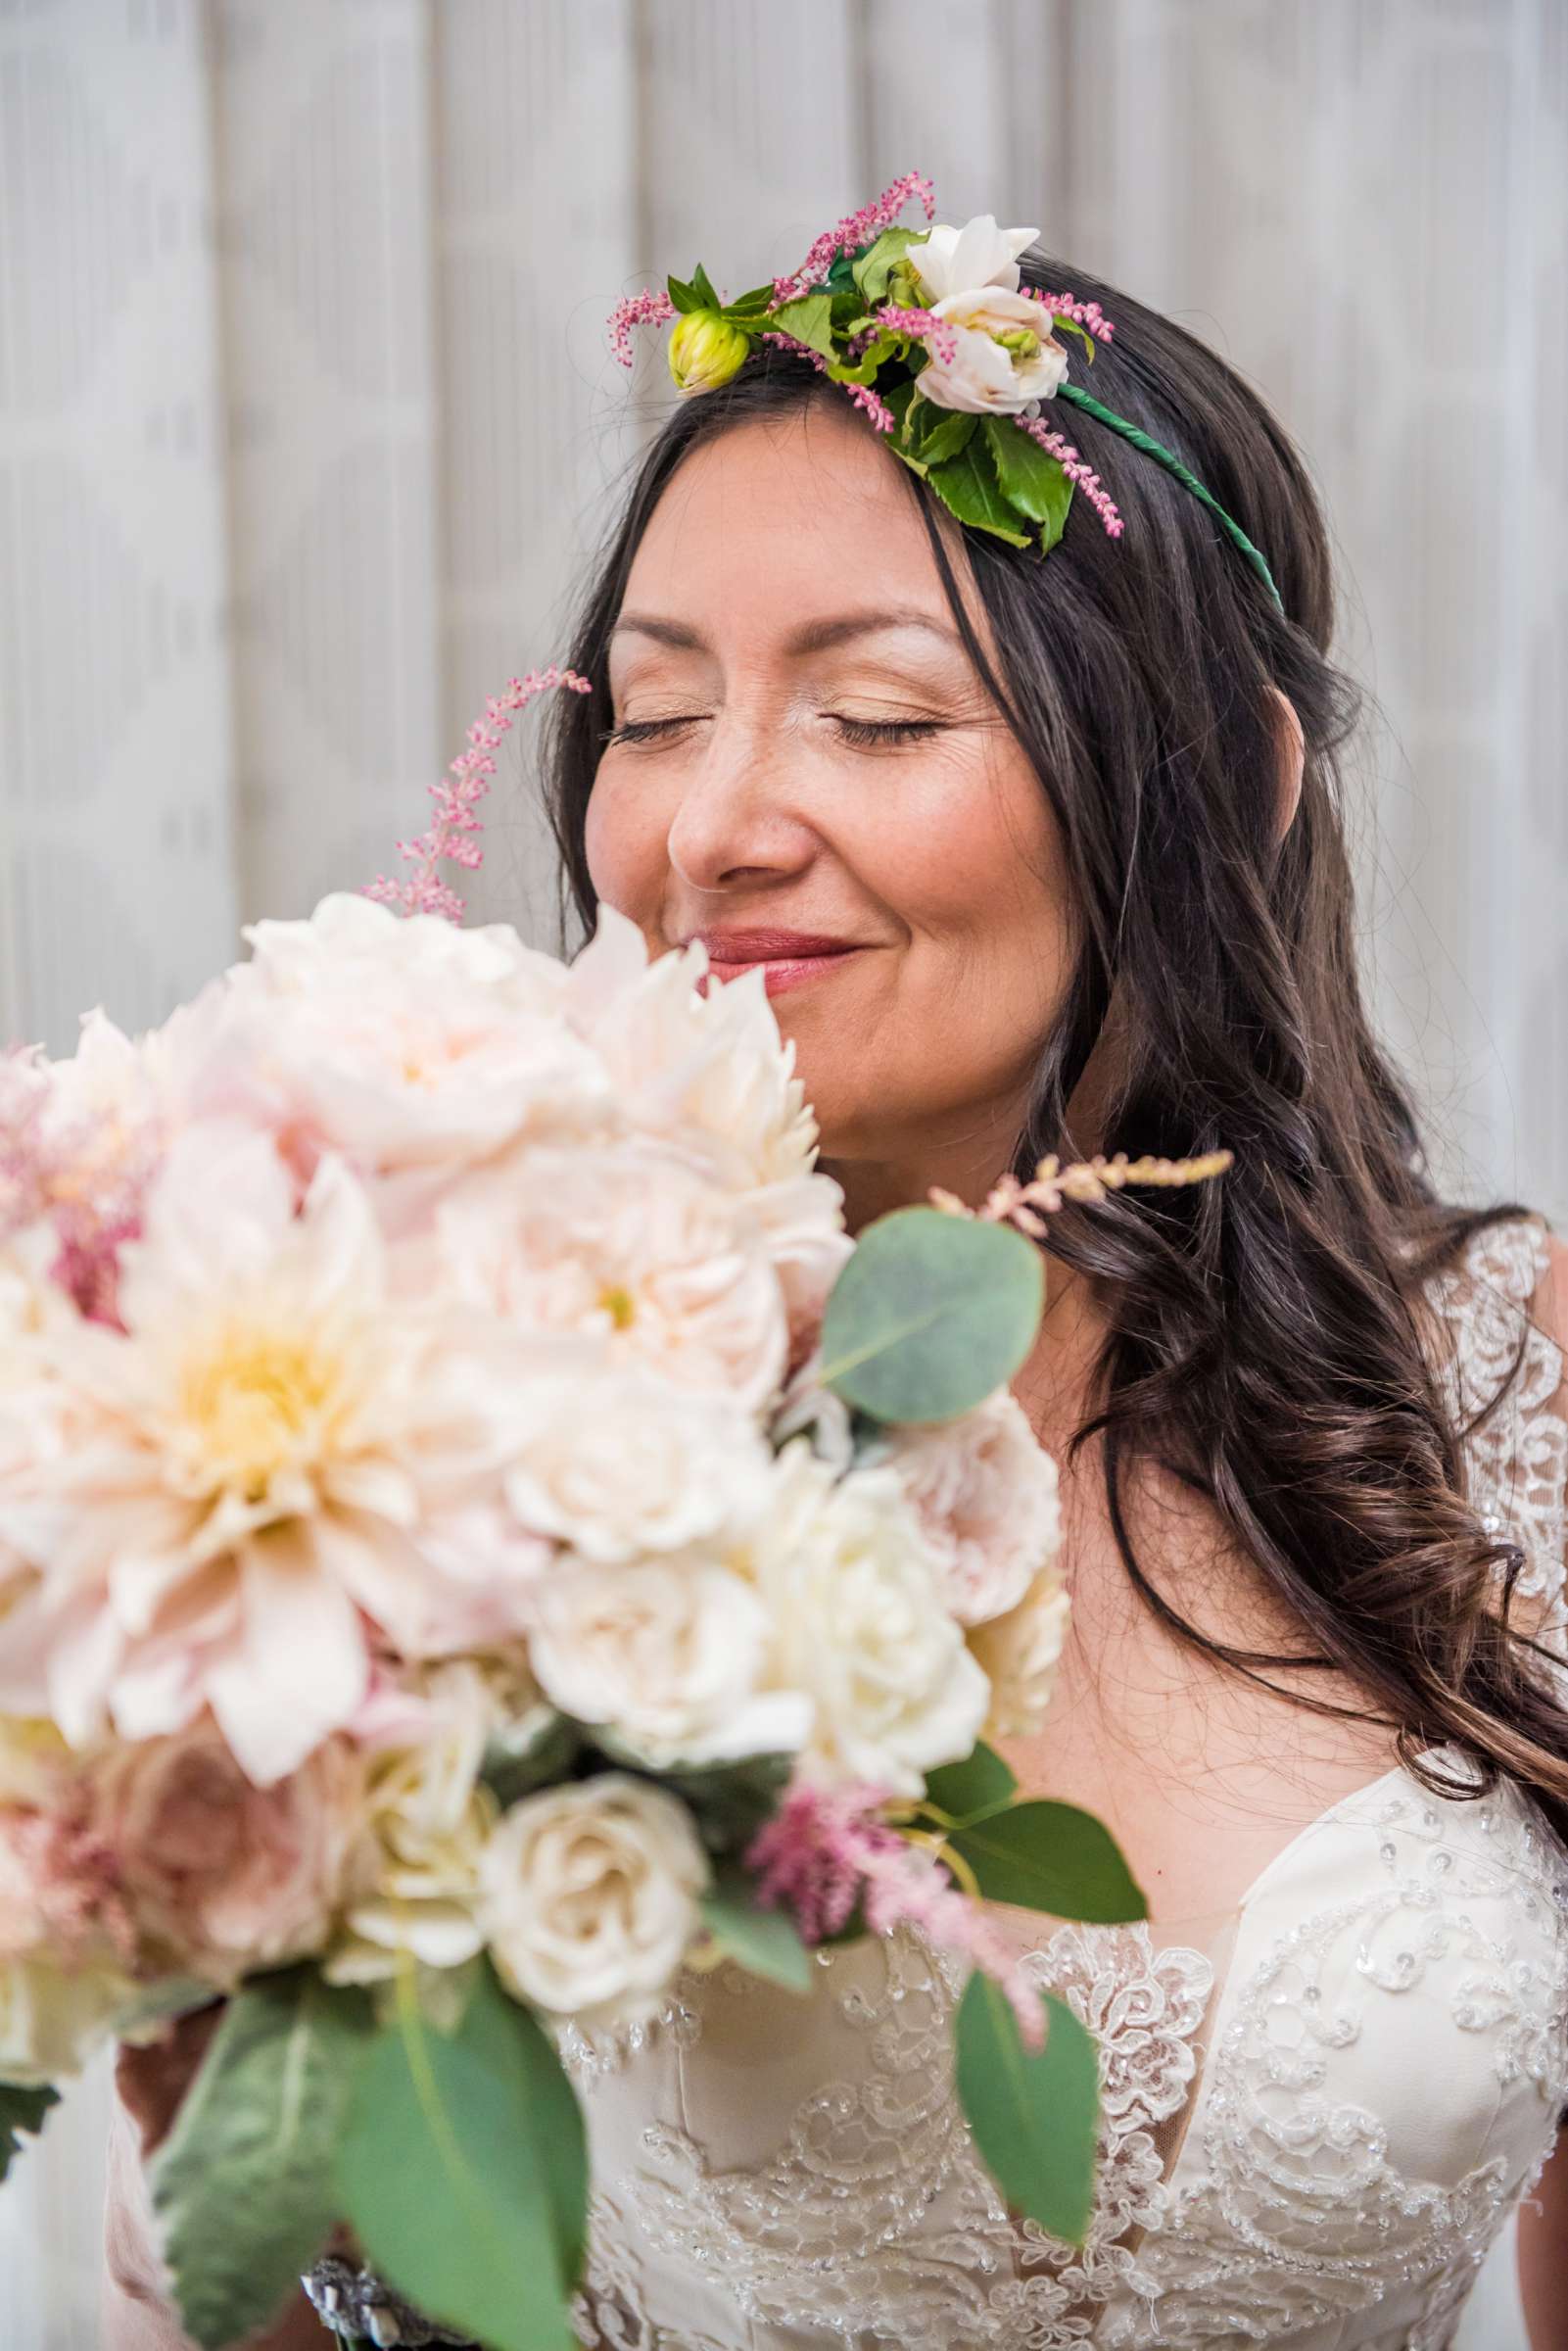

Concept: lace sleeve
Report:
left=1426, top=1215, right=1568, bottom=1630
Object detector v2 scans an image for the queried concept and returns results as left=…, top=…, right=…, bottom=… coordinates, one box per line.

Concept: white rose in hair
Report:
left=917, top=286, right=1069, bottom=415
left=478, top=1772, right=708, bottom=2032
left=912, top=215, right=1039, bottom=302
left=755, top=1443, right=990, bottom=1796
left=504, top=1369, right=774, bottom=1562
left=884, top=1389, right=1062, bottom=1625
left=968, top=1564, right=1071, bottom=1741
left=527, top=1558, right=811, bottom=1769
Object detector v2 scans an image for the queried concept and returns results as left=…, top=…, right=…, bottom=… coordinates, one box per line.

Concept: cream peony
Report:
left=326, top=1656, right=530, bottom=1984
left=967, top=1564, right=1071, bottom=1741
left=884, top=1389, right=1062, bottom=1625
left=754, top=1443, right=991, bottom=1795
left=526, top=1559, right=811, bottom=1768
left=0, top=1123, right=556, bottom=1786
left=478, top=1772, right=708, bottom=2032
left=561, top=908, right=851, bottom=1329
left=910, top=215, right=1040, bottom=303
left=504, top=1368, right=775, bottom=1563
left=87, top=1718, right=363, bottom=1983
left=218, top=892, right=615, bottom=1227
left=429, top=1137, right=790, bottom=1414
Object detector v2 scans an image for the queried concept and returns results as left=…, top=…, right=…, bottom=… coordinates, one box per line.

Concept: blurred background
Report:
left=0, top=1, right=1563, bottom=2344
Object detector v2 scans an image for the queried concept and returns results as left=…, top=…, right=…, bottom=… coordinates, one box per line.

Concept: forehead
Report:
left=615, top=404, right=970, bottom=650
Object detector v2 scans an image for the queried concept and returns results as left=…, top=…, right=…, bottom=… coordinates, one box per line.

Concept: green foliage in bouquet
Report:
left=0, top=2081, right=59, bottom=2181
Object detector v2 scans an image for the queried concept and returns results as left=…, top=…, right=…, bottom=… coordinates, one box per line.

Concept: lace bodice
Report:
left=563, top=1216, right=1568, bottom=2351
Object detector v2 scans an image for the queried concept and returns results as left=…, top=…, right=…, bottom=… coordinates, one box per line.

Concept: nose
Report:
left=664, top=709, right=814, bottom=895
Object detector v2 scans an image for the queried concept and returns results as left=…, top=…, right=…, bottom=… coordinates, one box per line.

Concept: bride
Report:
left=106, top=220, right=1568, bottom=2349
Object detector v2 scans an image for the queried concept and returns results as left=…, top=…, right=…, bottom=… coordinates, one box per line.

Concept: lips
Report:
left=687, top=929, right=867, bottom=1000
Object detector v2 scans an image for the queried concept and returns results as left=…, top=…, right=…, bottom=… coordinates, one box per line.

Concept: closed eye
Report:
left=601, top=715, right=944, bottom=749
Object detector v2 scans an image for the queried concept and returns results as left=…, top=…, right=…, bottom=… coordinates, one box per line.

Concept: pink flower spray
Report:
left=745, top=1780, right=1046, bottom=2049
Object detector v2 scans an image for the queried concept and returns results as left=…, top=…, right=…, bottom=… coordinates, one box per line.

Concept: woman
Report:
left=108, top=238, right=1568, bottom=2348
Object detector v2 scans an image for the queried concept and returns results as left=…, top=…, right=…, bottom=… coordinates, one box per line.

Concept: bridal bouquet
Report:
left=0, top=670, right=1210, bottom=2351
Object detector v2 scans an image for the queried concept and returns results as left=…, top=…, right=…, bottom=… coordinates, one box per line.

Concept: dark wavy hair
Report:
left=540, top=250, right=1568, bottom=1840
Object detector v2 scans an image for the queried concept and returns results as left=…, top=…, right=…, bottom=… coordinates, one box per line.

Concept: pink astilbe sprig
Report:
left=771, top=169, right=936, bottom=306
left=1011, top=416, right=1126, bottom=540
left=930, top=1148, right=1236, bottom=1240
left=745, top=1780, right=1045, bottom=2048
left=1027, top=288, right=1117, bottom=345
left=0, top=1045, right=157, bottom=1327
left=608, top=286, right=678, bottom=368
left=759, top=332, right=895, bottom=433
left=362, top=666, right=594, bottom=924
left=873, top=306, right=960, bottom=367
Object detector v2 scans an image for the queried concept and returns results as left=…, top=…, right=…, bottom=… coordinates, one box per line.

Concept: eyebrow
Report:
left=608, top=606, right=964, bottom=657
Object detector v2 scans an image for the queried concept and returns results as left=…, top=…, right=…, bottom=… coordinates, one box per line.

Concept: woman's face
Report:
left=585, top=400, right=1073, bottom=1202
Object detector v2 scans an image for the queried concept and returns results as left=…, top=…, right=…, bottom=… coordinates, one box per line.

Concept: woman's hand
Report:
left=114, top=2000, right=226, bottom=2160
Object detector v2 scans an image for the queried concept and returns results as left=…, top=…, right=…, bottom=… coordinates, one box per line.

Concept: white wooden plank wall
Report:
left=0, top=4, right=1562, bottom=2343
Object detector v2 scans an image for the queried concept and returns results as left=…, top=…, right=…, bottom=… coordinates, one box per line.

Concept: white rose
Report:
left=755, top=1444, right=990, bottom=1796
left=918, top=287, right=1069, bottom=415
left=968, top=1565, right=1071, bottom=1741
left=478, top=1773, right=708, bottom=2032
left=504, top=1370, right=774, bottom=1563
left=884, top=1389, right=1062, bottom=1625
left=911, top=215, right=1039, bottom=303
left=527, top=1559, right=810, bottom=1769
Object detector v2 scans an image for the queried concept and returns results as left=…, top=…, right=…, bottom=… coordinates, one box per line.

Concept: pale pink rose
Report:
left=883, top=1389, right=1062, bottom=1626
left=89, top=1719, right=364, bottom=1983
left=910, top=216, right=1039, bottom=303
left=428, top=1137, right=790, bottom=1414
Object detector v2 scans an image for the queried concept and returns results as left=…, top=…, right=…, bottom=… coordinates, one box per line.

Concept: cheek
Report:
left=582, top=773, right=664, bottom=927
left=851, top=763, right=1070, bottom=996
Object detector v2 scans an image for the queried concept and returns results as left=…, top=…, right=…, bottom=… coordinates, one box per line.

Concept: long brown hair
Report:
left=541, top=251, right=1568, bottom=1841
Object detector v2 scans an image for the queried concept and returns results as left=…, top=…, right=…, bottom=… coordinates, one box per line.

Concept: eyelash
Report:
left=602, top=715, right=943, bottom=749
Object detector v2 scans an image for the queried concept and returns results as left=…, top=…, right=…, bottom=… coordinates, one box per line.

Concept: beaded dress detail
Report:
left=565, top=1216, right=1568, bottom=2351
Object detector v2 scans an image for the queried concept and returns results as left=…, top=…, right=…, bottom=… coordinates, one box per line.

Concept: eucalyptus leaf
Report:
left=455, top=1965, right=590, bottom=2287
left=769, top=292, right=836, bottom=360
left=926, top=433, right=1032, bottom=547
left=923, top=1742, right=1018, bottom=1825
left=700, top=1868, right=813, bottom=1992
left=336, top=1969, right=580, bottom=2351
left=152, top=1970, right=375, bottom=2351
left=984, top=416, right=1075, bottom=550
left=0, top=2080, right=59, bottom=2184
left=956, top=1977, right=1100, bottom=2244
left=819, top=1206, right=1045, bottom=1424
left=946, top=1800, right=1147, bottom=1924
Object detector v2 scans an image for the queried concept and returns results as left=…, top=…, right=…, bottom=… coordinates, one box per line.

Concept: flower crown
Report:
left=609, top=170, right=1284, bottom=616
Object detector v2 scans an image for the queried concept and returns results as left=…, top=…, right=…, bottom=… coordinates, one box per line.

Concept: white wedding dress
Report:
left=560, top=1216, right=1568, bottom=2351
